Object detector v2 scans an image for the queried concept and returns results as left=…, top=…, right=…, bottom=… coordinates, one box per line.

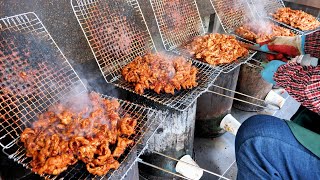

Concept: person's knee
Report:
left=236, top=115, right=276, bottom=138
left=235, top=115, right=288, bottom=152
left=243, top=114, right=275, bottom=129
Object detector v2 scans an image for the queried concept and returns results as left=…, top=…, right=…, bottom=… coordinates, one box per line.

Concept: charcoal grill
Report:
left=149, top=0, right=256, bottom=73
left=71, top=0, right=221, bottom=112
left=210, top=0, right=302, bottom=44
left=248, top=0, right=320, bottom=35
left=0, top=12, right=165, bottom=180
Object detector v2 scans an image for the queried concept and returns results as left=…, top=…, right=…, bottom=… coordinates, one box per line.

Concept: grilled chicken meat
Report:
left=20, top=92, right=137, bottom=176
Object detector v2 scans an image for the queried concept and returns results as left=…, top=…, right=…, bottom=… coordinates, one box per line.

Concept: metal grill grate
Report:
left=72, top=0, right=221, bottom=111
left=150, top=0, right=205, bottom=51
left=171, top=47, right=256, bottom=74
left=0, top=12, right=165, bottom=179
left=210, top=0, right=302, bottom=42
left=249, top=0, right=284, bottom=18
left=0, top=12, right=87, bottom=150
left=72, top=0, right=156, bottom=83
left=248, top=0, right=320, bottom=34
left=150, top=0, right=256, bottom=73
left=209, top=0, right=256, bottom=34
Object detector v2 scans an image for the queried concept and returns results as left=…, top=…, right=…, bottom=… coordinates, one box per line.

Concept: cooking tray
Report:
left=149, top=0, right=256, bottom=73
left=248, top=0, right=320, bottom=35
left=71, top=0, right=221, bottom=111
left=0, top=12, right=165, bottom=180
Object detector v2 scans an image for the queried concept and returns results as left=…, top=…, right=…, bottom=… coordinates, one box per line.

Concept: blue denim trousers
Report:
left=235, top=115, right=320, bottom=180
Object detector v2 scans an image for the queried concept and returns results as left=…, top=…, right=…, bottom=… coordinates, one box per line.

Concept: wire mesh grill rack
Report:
left=150, top=0, right=205, bottom=51
left=72, top=0, right=157, bottom=83
left=248, top=0, right=320, bottom=35
left=71, top=0, right=221, bottom=111
left=0, top=12, right=87, bottom=150
left=210, top=0, right=302, bottom=43
left=209, top=0, right=256, bottom=35
left=171, top=46, right=256, bottom=74
left=249, top=0, right=285, bottom=20
left=149, top=0, right=256, bottom=73
left=0, top=12, right=166, bottom=180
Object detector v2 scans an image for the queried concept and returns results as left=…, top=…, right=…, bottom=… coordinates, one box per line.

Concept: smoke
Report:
left=0, top=8, right=129, bottom=145
left=231, top=0, right=273, bottom=34
left=38, top=90, right=117, bottom=140
left=247, top=0, right=273, bottom=34
left=162, top=0, right=202, bottom=48
left=1, top=29, right=110, bottom=119
left=57, top=87, right=91, bottom=114
left=157, top=51, right=177, bottom=79
left=88, top=0, right=148, bottom=80
left=167, top=0, right=184, bottom=30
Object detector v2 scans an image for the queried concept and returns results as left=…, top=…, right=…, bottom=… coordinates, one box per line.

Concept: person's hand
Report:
left=265, top=53, right=288, bottom=62
left=289, top=55, right=318, bottom=67
left=259, top=35, right=306, bottom=58
left=261, top=60, right=286, bottom=85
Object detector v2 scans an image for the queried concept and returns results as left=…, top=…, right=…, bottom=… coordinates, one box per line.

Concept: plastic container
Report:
left=220, top=114, right=241, bottom=136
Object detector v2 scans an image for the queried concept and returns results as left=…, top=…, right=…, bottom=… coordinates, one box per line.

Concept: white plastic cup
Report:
left=220, top=114, right=241, bottom=136
left=265, top=90, right=286, bottom=109
left=175, top=155, right=203, bottom=180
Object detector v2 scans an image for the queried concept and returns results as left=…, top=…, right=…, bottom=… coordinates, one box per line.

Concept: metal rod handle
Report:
left=137, top=158, right=191, bottom=180
left=207, top=90, right=279, bottom=110
left=210, top=84, right=265, bottom=103
left=246, top=62, right=263, bottom=69
left=150, top=150, right=230, bottom=180
left=246, top=58, right=264, bottom=69
left=249, top=58, right=264, bottom=65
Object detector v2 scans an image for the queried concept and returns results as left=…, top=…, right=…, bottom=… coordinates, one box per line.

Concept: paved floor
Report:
left=193, top=90, right=300, bottom=180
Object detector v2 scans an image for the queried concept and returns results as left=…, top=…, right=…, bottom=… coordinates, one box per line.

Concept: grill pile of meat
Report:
left=272, top=7, right=320, bottom=31
left=184, top=33, right=248, bottom=65
left=20, top=92, right=137, bottom=176
left=122, top=53, right=198, bottom=95
left=235, top=22, right=295, bottom=43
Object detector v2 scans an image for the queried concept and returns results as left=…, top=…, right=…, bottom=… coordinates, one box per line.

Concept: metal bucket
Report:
left=233, top=63, right=272, bottom=112
left=195, top=67, right=240, bottom=138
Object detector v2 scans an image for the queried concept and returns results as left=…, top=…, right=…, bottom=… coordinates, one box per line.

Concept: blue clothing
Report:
left=261, top=60, right=286, bottom=85
left=235, top=115, right=320, bottom=180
